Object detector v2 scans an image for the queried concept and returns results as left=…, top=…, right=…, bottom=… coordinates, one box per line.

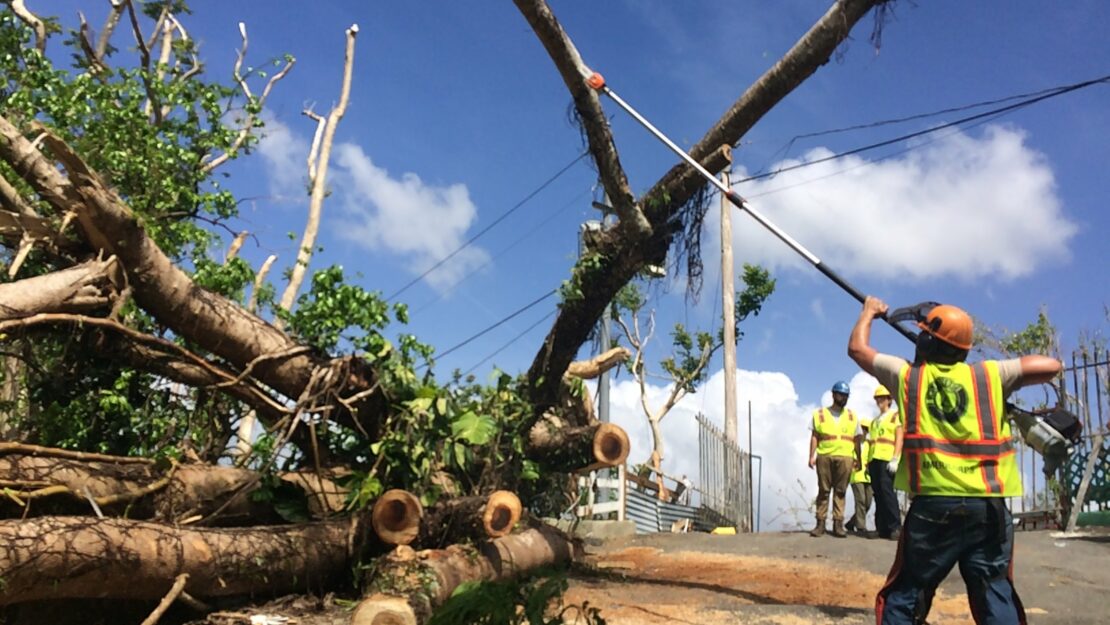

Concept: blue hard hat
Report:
left=831, top=381, right=851, bottom=395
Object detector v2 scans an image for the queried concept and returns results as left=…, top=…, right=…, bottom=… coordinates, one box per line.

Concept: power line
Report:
left=432, top=288, right=558, bottom=362
left=411, top=184, right=592, bottom=317
left=463, top=309, right=557, bottom=376
left=386, top=151, right=588, bottom=303
left=736, top=73, right=1110, bottom=186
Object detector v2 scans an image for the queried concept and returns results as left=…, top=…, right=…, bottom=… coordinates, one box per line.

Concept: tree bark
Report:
left=527, top=414, right=629, bottom=471
left=521, top=0, right=886, bottom=416
left=0, top=258, right=122, bottom=321
left=353, top=524, right=578, bottom=625
left=415, top=491, right=522, bottom=549
left=0, top=516, right=351, bottom=605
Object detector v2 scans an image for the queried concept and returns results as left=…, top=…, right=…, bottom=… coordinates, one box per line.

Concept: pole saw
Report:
left=579, top=69, right=1081, bottom=473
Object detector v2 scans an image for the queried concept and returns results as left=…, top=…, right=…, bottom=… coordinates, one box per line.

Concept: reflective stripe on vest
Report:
left=813, top=407, right=856, bottom=457
left=894, top=361, right=1021, bottom=497
left=869, top=409, right=900, bottom=462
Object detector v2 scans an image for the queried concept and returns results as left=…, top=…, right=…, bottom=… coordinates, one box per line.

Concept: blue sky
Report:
left=45, top=1, right=1109, bottom=528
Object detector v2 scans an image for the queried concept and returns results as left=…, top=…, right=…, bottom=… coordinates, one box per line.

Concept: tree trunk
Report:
left=0, top=516, right=351, bottom=605
left=0, top=453, right=347, bottom=523
left=415, top=491, right=522, bottom=549
left=352, top=524, right=578, bottom=625
left=0, top=258, right=122, bottom=321
left=527, top=414, right=629, bottom=471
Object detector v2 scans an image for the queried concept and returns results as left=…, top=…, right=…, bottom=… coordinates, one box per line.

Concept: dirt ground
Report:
left=566, top=529, right=1110, bottom=625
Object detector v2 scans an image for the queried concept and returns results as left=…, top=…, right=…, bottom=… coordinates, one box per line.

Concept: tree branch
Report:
left=6, top=0, right=46, bottom=53
left=0, top=258, right=123, bottom=321
left=95, top=0, right=126, bottom=61
left=276, top=24, right=358, bottom=321
left=511, top=0, right=649, bottom=240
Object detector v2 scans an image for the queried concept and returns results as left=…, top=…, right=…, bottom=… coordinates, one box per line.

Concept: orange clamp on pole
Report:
left=586, top=72, right=606, bottom=90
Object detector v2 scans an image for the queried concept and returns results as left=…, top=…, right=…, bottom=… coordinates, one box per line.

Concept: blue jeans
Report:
left=877, top=496, right=1025, bottom=625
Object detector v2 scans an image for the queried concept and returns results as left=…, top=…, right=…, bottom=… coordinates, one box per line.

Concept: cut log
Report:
left=352, top=524, right=578, bottom=625
left=527, top=414, right=629, bottom=471
left=0, top=516, right=351, bottom=605
left=0, top=453, right=346, bottom=522
left=371, top=489, right=423, bottom=545
left=565, top=346, right=630, bottom=380
left=416, top=491, right=522, bottom=548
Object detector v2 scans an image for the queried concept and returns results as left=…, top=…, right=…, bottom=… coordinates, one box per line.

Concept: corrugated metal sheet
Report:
left=625, top=488, right=700, bottom=534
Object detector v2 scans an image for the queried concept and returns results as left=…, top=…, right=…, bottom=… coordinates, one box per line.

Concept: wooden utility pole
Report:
left=720, top=167, right=737, bottom=444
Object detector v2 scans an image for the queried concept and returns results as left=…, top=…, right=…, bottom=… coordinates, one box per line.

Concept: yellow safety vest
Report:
left=812, top=407, right=857, bottom=458
left=851, top=439, right=871, bottom=483
left=869, top=409, right=901, bottom=463
left=894, top=361, right=1021, bottom=497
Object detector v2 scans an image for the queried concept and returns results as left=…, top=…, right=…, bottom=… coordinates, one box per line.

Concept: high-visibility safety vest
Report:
left=812, top=407, right=857, bottom=458
left=869, top=409, right=901, bottom=463
left=894, top=360, right=1021, bottom=497
left=851, top=438, right=871, bottom=483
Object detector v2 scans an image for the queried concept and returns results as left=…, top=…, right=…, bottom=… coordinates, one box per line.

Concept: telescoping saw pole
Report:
left=581, top=70, right=917, bottom=343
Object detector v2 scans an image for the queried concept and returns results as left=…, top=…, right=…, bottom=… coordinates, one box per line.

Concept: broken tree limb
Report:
left=0, top=258, right=122, bottom=321
left=523, top=0, right=886, bottom=418
left=527, top=414, right=629, bottom=472
left=139, top=573, right=189, bottom=625
left=0, top=115, right=386, bottom=440
left=352, top=524, right=579, bottom=625
left=0, top=516, right=351, bottom=605
left=416, top=491, right=523, bottom=548
left=565, top=346, right=630, bottom=380
left=372, top=489, right=424, bottom=545
left=512, top=0, right=650, bottom=241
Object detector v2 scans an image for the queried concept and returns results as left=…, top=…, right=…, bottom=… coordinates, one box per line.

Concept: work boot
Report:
left=809, top=523, right=826, bottom=537
left=832, top=521, right=848, bottom=538
left=844, top=519, right=857, bottom=532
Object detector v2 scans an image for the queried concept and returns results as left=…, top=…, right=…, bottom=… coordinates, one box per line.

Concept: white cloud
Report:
left=602, top=368, right=884, bottom=531
left=728, top=125, right=1077, bottom=281
left=331, top=143, right=490, bottom=292
left=256, top=112, right=308, bottom=198
left=809, top=297, right=825, bottom=322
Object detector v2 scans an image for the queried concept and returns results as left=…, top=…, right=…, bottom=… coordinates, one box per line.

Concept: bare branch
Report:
left=276, top=24, right=358, bottom=322
left=248, top=254, right=276, bottom=314
left=303, top=109, right=325, bottom=183
left=224, top=230, right=248, bottom=263
left=95, top=0, right=126, bottom=61
left=0, top=258, right=123, bottom=320
left=0, top=173, right=37, bottom=216
left=6, top=0, right=46, bottom=53
left=512, top=0, right=649, bottom=239
left=203, top=22, right=295, bottom=174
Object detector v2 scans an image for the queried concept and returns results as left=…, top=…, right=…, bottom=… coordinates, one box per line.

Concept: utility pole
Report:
left=720, top=168, right=738, bottom=444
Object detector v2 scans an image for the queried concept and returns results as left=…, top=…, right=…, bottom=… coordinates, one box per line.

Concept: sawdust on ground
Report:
left=566, top=546, right=975, bottom=625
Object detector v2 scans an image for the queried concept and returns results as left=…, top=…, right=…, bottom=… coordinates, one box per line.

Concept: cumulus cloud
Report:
left=601, top=368, right=884, bottom=531
left=255, top=112, right=308, bottom=198
left=330, top=143, right=489, bottom=292
left=255, top=112, right=489, bottom=292
left=727, top=125, right=1076, bottom=281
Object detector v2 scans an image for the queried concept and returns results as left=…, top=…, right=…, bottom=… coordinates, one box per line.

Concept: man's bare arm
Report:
left=848, top=296, right=889, bottom=375
left=1017, top=355, right=1063, bottom=387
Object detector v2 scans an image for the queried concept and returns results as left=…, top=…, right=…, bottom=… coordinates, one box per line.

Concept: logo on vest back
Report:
left=925, top=378, right=968, bottom=424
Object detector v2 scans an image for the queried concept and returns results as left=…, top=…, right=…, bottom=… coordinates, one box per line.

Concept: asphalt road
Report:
left=569, top=529, right=1110, bottom=625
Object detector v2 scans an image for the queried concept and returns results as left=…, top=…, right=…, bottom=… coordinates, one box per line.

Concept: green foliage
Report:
left=558, top=252, right=605, bottom=305
left=1001, top=310, right=1057, bottom=356
left=429, top=571, right=605, bottom=625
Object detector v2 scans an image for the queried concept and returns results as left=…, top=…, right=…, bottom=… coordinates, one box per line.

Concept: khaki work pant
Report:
left=815, top=454, right=854, bottom=525
left=848, top=481, right=873, bottom=530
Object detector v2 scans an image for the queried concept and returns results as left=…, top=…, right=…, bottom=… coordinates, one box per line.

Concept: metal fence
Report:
left=1009, top=349, right=1109, bottom=527
left=696, top=413, right=753, bottom=532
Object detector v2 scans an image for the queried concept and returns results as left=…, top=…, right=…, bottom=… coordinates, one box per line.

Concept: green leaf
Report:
left=450, top=411, right=495, bottom=445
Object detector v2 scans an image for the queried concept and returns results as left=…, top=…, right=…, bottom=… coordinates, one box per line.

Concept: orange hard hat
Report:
left=918, top=304, right=973, bottom=350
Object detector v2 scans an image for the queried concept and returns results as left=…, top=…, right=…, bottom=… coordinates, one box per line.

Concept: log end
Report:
left=371, top=489, right=423, bottom=545
left=351, top=594, right=417, bottom=625
left=482, top=490, right=522, bottom=538
left=592, top=423, right=630, bottom=468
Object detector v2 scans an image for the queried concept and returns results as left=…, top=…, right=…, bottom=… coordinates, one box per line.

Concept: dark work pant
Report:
left=876, top=496, right=1025, bottom=625
left=869, top=459, right=901, bottom=537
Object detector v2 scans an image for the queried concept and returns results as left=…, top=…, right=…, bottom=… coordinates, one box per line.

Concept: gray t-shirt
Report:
left=871, top=354, right=1024, bottom=400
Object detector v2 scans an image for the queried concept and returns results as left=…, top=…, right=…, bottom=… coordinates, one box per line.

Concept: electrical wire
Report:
left=410, top=184, right=593, bottom=317
left=736, top=73, right=1110, bottom=186
left=463, top=309, right=557, bottom=376
left=431, top=288, right=558, bottom=362
left=386, top=151, right=589, bottom=303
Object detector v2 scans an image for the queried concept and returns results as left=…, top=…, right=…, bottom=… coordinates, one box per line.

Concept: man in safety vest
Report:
left=808, top=380, right=862, bottom=538
left=868, top=385, right=904, bottom=540
left=845, top=415, right=873, bottom=535
left=848, top=297, right=1062, bottom=625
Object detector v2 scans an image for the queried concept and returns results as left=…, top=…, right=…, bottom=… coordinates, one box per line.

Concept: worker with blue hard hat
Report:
left=808, top=380, right=862, bottom=537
